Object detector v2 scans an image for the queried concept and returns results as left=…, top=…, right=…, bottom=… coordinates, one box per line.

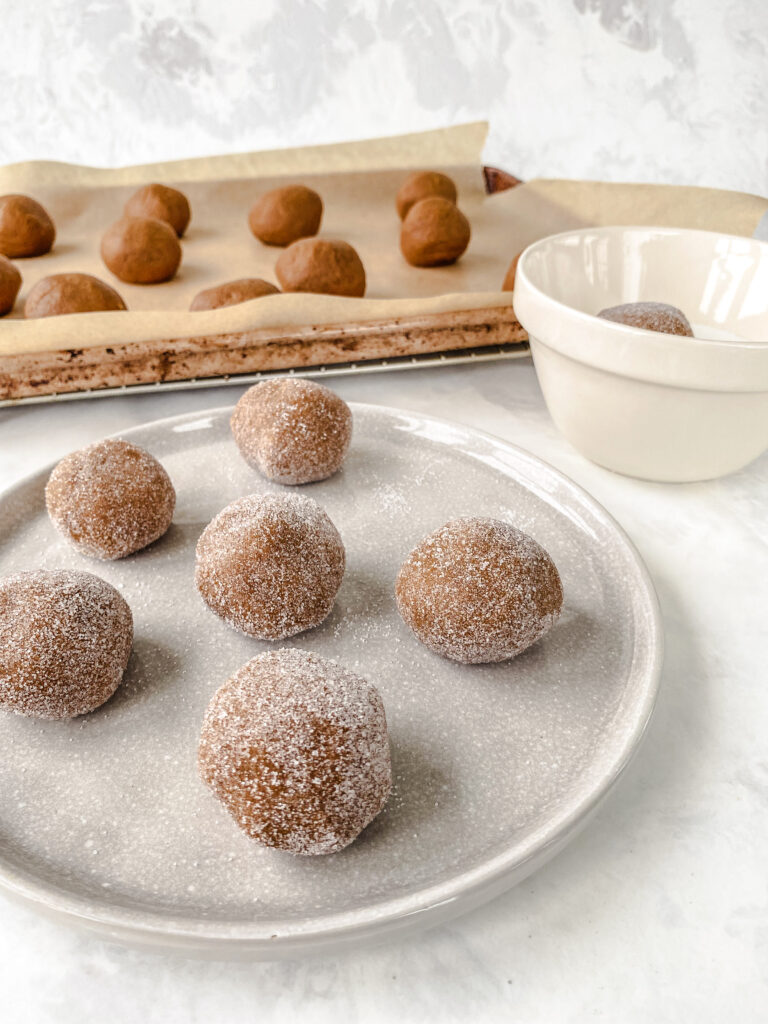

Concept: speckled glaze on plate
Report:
left=0, top=404, right=662, bottom=958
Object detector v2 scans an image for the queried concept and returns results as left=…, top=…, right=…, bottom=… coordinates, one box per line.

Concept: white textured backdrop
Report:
left=0, top=0, right=766, bottom=195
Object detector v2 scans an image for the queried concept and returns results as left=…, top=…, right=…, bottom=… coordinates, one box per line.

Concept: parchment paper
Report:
left=1, top=122, right=766, bottom=357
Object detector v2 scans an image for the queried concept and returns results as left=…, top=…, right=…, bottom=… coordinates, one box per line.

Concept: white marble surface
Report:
left=1, top=361, right=767, bottom=1021
left=0, top=0, right=766, bottom=195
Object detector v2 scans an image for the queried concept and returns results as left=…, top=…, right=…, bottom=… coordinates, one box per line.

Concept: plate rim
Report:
left=0, top=401, right=663, bottom=955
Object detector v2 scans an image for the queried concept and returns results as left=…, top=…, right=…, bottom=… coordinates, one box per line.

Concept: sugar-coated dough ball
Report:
left=24, top=273, right=126, bottom=318
left=597, top=301, right=694, bottom=336
left=199, top=648, right=392, bottom=855
left=275, top=238, right=366, bottom=297
left=124, top=183, right=191, bottom=237
left=231, top=378, right=352, bottom=485
left=0, top=569, right=133, bottom=719
left=396, top=517, right=563, bottom=663
left=190, top=277, right=279, bottom=311
left=195, top=493, right=345, bottom=640
left=248, top=185, right=323, bottom=247
left=100, top=216, right=181, bottom=284
left=400, top=197, right=470, bottom=267
left=396, top=171, right=458, bottom=220
left=46, top=438, right=176, bottom=560
left=0, top=194, right=56, bottom=258
left=0, top=255, right=21, bottom=316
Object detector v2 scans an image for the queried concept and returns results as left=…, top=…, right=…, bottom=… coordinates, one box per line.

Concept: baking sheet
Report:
left=2, top=122, right=766, bottom=359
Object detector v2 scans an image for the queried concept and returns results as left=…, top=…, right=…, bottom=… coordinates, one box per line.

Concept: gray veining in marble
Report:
left=0, top=1, right=765, bottom=195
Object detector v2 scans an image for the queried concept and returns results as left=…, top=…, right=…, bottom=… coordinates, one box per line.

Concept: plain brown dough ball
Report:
left=195, top=493, right=345, bottom=640
left=502, top=252, right=521, bottom=292
left=0, top=255, right=21, bottom=315
left=0, top=569, right=133, bottom=719
left=46, top=438, right=176, bottom=560
left=597, top=301, right=694, bottom=336
left=400, top=197, right=470, bottom=267
left=124, top=183, right=191, bottom=237
left=190, top=277, right=279, bottom=311
left=100, top=216, right=182, bottom=284
left=231, top=378, right=352, bottom=485
left=396, top=171, right=458, bottom=220
left=199, top=648, right=392, bottom=855
left=395, top=517, right=563, bottom=664
left=248, top=185, right=323, bottom=247
left=0, top=194, right=56, bottom=258
left=24, top=273, right=127, bottom=318
left=275, top=238, right=366, bottom=297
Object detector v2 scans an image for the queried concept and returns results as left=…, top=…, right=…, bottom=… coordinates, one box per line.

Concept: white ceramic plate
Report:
left=0, top=404, right=662, bottom=958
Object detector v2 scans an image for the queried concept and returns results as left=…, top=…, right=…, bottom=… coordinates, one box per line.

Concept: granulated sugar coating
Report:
left=199, top=649, right=392, bottom=856
left=0, top=569, right=133, bottom=719
left=396, top=517, right=563, bottom=664
left=45, top=438, right=175, bottom=560
left=231, top=379, right=352, bottom=485
left=597, top=301, right=694, bottom=336
left=195, top=492, right=345, bottom=640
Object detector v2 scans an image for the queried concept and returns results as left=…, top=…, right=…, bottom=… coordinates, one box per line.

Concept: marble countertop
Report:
left=0, top=358, right=766, bottom=1021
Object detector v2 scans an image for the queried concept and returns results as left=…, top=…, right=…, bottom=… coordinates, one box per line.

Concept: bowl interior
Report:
left=521, top=227, right=768, bottom=342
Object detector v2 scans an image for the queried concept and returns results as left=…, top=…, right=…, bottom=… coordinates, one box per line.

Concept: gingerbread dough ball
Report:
left=0, top=194, right=56, bottom=258
left=0, top=255, right=21, bottom=316
left=395, top=517, right=563, bottom=664
left=231, top=378, right=352, bottom=485
left=396, top=171, right=457, bottom=220
left=124, top=183, right=191, bottom=237
left=195, top=493, right=345, bottom=640
left=100, top=216, right=181, bottom=284
left=46, top=438, right=176, bottom=560
left=400, top=197, right=470, bottom=268
left=502, top=252, right=521, bottom=292
left=249, top=185, right=323, bottom=247
left=275, top=238, right=366, bottom=297
left=0, top=569, right=133, bottom=719
left=190, top=277, right=279, bottom=311
left=199, top=648, right=392, bottom=855
left=25, top=273, right=127, bottom=318
left=597, top=301, right=694, bottom=336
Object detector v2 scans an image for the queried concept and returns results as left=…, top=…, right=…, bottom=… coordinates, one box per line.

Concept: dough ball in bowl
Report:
left=198, top=648, right=392, bottom=855
left=276, top=238, right=366, bottom=297
left=0, top=569, right=133, bottom=719
left=248, top=185, right=323, bottom=247
left=100, top=216, right=181, bottom=284
left=400, top=197, right=470, bottom=267
left=0, top=194, right=55, bottom=258
left=24, top=273, right=126, bottom=318
left=190, top=277, right=279, bottom=311
left=395, top=517, right=563, bottom=664
left=395, top=170, right=457, bottom=220
left=0, top=255, right=21, bottom=316
left=195, top=493, right=345, bottom=640
left=231, top=378, right=352, bottom=485
left=124, top=183, right=191, bottom=237
left=46, top=438, right=176, bottom=560
left=597, top=301, right=693, bottom=336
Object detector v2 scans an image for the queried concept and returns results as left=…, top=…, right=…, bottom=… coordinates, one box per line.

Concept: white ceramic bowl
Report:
left=513, top=226, right=768, bottom=482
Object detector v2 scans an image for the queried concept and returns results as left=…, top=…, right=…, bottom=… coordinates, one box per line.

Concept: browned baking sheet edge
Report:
left=0, top=304, right=527, bottom=403
left=0, top=343, right=530, bottom=408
